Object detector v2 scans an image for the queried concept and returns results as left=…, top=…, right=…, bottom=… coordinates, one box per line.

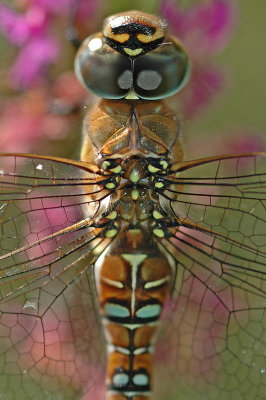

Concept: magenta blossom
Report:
left=0, top=0, right=100, bottom=89
left=0, top=3, right=48, bottom=45
left=35, top=0, right=74, bottom=15
left=0, top=3, right=58, bottom=88
left=161, top=0, right=238, bottom=117
left=0, top=71, right=86, bottom=153
left=10, top=35, right=59, bottom=88
left=223, top=130, right=265, bottom=154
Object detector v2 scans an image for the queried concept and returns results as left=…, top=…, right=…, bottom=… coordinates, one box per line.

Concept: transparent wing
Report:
left=1, top=153, right=265, bottom=400
left=153, top=153, right=266, bottom=400
left=0, top=154, right=111, bottom=399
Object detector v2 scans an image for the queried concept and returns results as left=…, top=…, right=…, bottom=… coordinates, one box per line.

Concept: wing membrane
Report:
left=0, top=154, right=111, bottom=398
left=0, top=154, right=112, bottom=301
left=160, top=153, right=266, bottom=248
left=0, top=152, right=265, bottom=399
left=153, top=153, right=266, bottom=399
left=0, top=153, right=108, bottom=254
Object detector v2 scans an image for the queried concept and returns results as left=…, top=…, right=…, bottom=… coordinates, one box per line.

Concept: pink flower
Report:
left=181, top=65, right=225, bottom=118
left=0, top=3, right=57, bottom=88
left=0, top=90, right=56, bottom=152
left=0, top=0, right=100, bottom=89
left=74, top=0, right=102, bottom=22
left=161, top=0, right=238, bottom=117
left=10, top=35, right=59, bottom=88
left=0, top=71, right=87, bottom=153
left=162, top=0, right=237, bottom=55
left=35, top=0, right=99, bottom=19
left=34, top=0, right=73, bottom=15
left=0, top=5, right=43, bottom=45
left=223, top=130, right=265, bottom=153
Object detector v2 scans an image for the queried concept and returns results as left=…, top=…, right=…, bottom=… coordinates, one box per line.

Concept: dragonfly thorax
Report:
left=95, top=156, right=179, bottom=239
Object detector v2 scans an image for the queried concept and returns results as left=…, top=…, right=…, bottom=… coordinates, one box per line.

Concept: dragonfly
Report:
left=0, top=10, right=265, bottom=400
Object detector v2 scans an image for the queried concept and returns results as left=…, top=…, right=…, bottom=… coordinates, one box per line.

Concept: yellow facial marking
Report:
left=137, top=30, right=164, bottom=43
left=153, top=228, right=165, bottom=238
left=106, top=182, right=116, bottom=189
left=136, top=34, right=153, bottom=43
left=107, top=32, right=130, bottom=43
left=124, top=47, right=143, bottom=56
left=155, top=182, right=164, bottom=189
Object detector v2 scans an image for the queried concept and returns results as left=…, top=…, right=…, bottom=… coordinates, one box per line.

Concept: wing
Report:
left=152, top=153, right=266, bottom=400
left=0, top=154, right=112, bottom=399
left=1, top=153, right=265, bottom=400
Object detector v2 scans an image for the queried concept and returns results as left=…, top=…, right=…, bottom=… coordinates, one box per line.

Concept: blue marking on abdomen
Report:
left=136, top=304, right=162, bottom=319
left=105, top=303, right=130, bottom=318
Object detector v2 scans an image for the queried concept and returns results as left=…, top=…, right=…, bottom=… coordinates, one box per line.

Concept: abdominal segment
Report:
left=95, top=234, right=170, bottom=400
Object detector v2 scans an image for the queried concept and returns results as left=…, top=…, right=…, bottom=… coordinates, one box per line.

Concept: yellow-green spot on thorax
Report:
left=131, top=189, right=139, bottom=200
left=106, top=182, right=116, bottom=189
left=148, top=165, right=160, bottom=173
left=153, top=228, right=165, bottom=238
left=155, top=182, right=164, bottom=189
left=160, top=160, right=168, bottom=169
left=130, top=168, right=141, bottom=183
left=102, top=160, right=111, bottom=170
left=110, top=165, right=122, bottom=174
left=128, top=228, right=141, bottom=234
left=106, top=229, right=118, bottom=238
left=153, top=210, right=163, bottom=219
left=107, top=211, right=118, bottom=220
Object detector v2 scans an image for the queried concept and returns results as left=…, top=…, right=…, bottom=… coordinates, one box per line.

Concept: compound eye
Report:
left=75, top=33, right=132, bottom=99
left=133, top=39, right=190, bottom=100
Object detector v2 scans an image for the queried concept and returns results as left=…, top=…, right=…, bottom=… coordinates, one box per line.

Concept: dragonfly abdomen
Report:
left=95, top=230, right=170, bottom=399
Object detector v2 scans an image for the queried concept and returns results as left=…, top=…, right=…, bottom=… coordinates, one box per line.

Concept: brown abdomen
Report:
left=95, top=231, right=170, bottom=400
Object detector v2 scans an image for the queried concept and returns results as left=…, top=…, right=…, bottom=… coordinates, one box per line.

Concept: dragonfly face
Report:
left=75, top=11, right=189, bottom=100
left=0, top=10, right=265, bottom=400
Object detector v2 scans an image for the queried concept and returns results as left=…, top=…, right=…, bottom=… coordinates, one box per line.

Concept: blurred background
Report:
left=0, top=2, right=265, bottom=399
left=0, top=0, right=265, bottom=161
